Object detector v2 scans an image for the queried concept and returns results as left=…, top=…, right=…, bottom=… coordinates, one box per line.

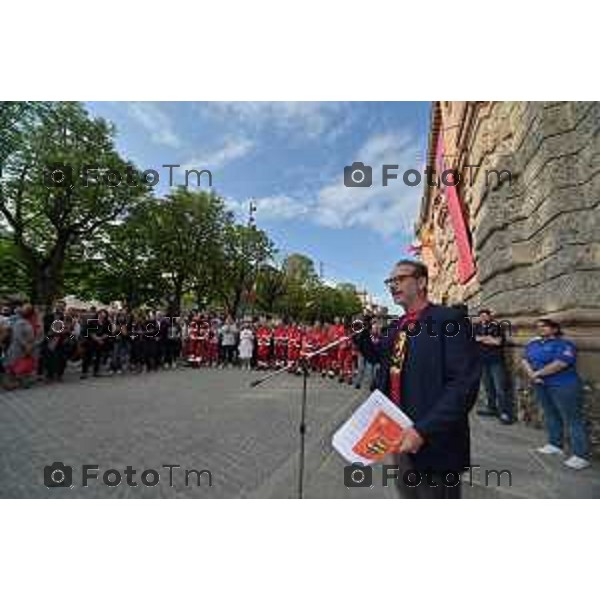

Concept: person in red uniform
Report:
left=273, top=319, right=289, bottom=368
left=320, top=320, right=334, bottom=378
left=309, top=321, right=328, bottom=375
left=336, top=317, right=354, bottom=384
left=301, top=323, right=317, bottom=372
left=328, top=316, right=346, bottom=380
left=195, top=315, right=209, bottom=366
left=287, top=321, right=303, bottom=372
left=256, top=316, right=273, bottom=369
left=185, top=316, right=201, bottom=367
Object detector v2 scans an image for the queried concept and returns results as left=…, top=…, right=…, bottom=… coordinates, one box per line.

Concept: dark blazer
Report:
left=356, top=303, right=481, bottom=472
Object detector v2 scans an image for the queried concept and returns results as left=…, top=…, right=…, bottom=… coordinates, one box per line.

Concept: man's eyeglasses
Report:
left=384, top=274, right=417, bottom=288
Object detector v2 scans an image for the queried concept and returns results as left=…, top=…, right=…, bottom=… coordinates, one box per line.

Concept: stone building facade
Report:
left=416, top=101, right=600, bottom=448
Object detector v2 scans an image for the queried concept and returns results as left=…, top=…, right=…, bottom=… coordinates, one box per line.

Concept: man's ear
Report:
left=417, top=277, right=428, bottom=293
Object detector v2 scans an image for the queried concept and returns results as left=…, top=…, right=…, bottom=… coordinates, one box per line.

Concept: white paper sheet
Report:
left=332, top=389, right=414, bottom=465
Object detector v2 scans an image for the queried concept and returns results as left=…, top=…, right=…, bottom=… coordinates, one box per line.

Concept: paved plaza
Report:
left=0, top=367, right=598, bottom=498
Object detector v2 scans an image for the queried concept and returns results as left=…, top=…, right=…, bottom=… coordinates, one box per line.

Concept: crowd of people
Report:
left=0, top=299, right=380, bottom=392
left=0, top=290, right=591, bottom=471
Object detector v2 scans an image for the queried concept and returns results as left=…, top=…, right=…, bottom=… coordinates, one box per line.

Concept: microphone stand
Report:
left=249, top=326, right=366, bottom=498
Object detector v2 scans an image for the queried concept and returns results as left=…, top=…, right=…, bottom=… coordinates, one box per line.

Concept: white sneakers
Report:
left=536, top=445, right=591, bottom=470
left=564, top=455, right=591, bottom=470
left=537, top=444, right=564, bottom=455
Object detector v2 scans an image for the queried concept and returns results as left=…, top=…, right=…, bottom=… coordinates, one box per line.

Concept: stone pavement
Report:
left=0, top=367, right=597, bottom=498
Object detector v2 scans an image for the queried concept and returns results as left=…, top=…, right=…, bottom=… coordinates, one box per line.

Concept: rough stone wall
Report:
left=418, top=101, right=600, bottom=449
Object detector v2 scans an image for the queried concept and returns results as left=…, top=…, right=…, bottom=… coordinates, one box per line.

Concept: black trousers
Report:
left=393, top=454, right=461, bottom=499
left=130, top=338, right=145, bottom=368
left=222, top=345, right=236, bottom=365
left=143, top=339, right=158, bottom=371
left=82, top=339, right=102, bottom=375
left=162, top=338, right=181, bottom=365
left=44, top=342, right=68, bottom=379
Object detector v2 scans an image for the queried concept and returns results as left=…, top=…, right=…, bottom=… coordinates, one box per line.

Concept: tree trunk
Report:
left=31, top=264, right=62, bottom=311
left=171, top=278, right=183, bottom=317
left=24, top=235, right=68, bottom=311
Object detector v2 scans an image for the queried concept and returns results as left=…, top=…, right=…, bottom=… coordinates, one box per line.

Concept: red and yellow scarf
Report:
left=389, top=304, right=429, bottom=405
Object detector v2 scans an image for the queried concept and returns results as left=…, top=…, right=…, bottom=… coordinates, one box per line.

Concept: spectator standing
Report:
left=523, top=318, right=590, bottom=470
left=474, top=308, right=513, bottom=424
left=3, top=304, right=36, bottom=389
left=238, top=321, right=254, bottom=370
left=219, top=315, right=238, bottom=368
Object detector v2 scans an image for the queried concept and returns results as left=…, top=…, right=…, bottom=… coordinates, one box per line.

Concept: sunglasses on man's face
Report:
left=384, top=273, right=417, bottom=288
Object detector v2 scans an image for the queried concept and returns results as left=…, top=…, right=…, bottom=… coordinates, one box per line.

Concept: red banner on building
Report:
left=435, top=130, right=476, bottom=284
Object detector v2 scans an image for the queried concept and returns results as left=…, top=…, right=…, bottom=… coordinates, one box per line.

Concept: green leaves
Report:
left=0, top=101, right=146, bottom=306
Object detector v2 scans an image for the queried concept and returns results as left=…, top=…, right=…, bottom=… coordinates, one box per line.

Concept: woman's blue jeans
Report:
left=534, top=381, right=589, bottom=458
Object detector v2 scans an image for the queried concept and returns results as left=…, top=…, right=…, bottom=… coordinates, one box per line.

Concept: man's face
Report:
left=386, top=264, right=424, bottom=308
left=479, top=311, right=491, bottom=324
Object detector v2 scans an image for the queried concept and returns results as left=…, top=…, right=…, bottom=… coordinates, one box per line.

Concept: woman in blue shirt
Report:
left=523, top=319, right=590, bottom=469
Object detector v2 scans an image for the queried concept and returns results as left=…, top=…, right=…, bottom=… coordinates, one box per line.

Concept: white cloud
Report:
left=222, top=130, right=424, bottom=239
left=128, top=102, right=181, bottom=148
left=312, top=131, right=424, bottom=237
left=183, top=138, right=254, bottom=170
left=253, top=195, right=310, bottom=220
left=198, top=101, right=349, bottom=139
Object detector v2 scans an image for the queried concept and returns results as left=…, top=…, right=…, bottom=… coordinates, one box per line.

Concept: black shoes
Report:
left=477, top=407, right=514, bottom=425
left=477, top=407, right=498, bottom=417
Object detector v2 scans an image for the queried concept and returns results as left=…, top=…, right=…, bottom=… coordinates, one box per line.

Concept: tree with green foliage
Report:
left=215, top=224, right=275, bottom=317
left=0, top=101, right=148, bottom=308
left=148, top=188, right=233, bottom=314
left=255, top=263, right=287, bottom=315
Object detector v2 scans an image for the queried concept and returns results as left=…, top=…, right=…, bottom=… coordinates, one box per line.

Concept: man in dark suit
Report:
left=356, top=259, right=481, bottom=499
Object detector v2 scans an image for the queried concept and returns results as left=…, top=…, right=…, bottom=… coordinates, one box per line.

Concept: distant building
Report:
left=356, top=289, right=388, bottom=316
left=61, top=295, right=119, bottom=311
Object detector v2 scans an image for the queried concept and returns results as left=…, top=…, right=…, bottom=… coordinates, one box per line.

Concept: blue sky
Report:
left=86, top=101, right=431, bottom=310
